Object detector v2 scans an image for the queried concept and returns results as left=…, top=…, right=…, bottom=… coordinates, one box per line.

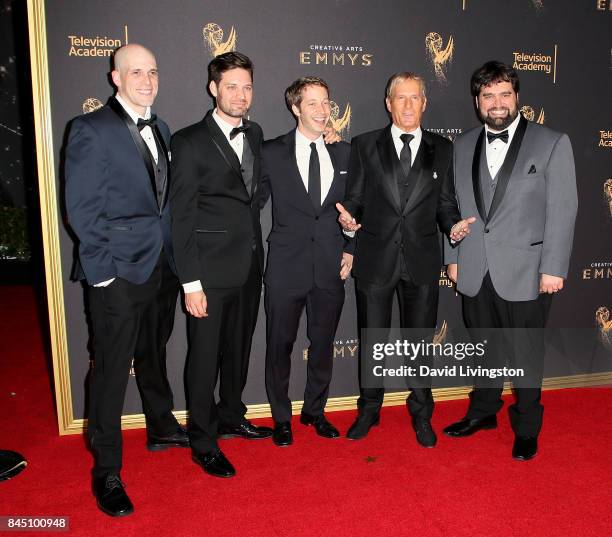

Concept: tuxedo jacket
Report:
left=65, top=97, right=174, bottom=286
left=169, top=110, right=264, bottom=289
left=343, top=125, right=460, bottom=286
left=260, top=130, right=354, bottom=290
left=444, top=115, right=578, bottom=301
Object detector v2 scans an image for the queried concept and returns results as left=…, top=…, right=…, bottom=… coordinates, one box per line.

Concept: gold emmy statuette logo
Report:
left=426, top=32, right=454, bottom=83
left=328, top=101, right=351, bottom=138
left=203, top=23, right=236, bottom=57
left=82, top=98, right=103, bottom=114
left=520, top=105, right=545, bottom=124
left=433, top=320, right=448, bottom=345
left=604, top=178, right=612, bottom=217
left=595, top=306, right=612, bottom=349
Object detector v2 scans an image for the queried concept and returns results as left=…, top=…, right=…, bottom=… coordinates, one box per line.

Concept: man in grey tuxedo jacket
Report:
left=443, top=61, right=577, bottom=461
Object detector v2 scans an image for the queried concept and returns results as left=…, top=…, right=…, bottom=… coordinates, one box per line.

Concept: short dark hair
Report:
left=207, top=51, right=253, bottom=86
left=285, top=76, right=329, bottom=111
left=470, top=61, right=520, bottom=97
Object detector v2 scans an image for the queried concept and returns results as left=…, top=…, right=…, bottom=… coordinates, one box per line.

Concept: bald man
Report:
left=66, top=44, right=187, bottom=517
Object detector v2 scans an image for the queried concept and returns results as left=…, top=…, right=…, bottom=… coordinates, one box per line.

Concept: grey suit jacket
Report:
left=444, top=116, right=577, bottom=301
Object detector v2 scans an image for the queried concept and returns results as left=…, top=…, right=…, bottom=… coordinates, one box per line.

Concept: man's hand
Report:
left=185, top=290, right=208, bottom=317
left=336, top=202, right=361, bottom=232
left=450, top=217, right=477, bottom=242
left=340, top=252, right=353, bottom=280
left=447, top=263, right=458, bottom=283
left=540, top=274, right=564, bottom=294
left=323, top=127, right=341, bottom=144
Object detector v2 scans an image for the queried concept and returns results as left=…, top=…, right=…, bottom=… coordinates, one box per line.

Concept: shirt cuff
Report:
left=183, top=280, right=203, bottom=293
left=93, top=277, right=115, bottom=287
left=343, top=229, right=356, bottom=238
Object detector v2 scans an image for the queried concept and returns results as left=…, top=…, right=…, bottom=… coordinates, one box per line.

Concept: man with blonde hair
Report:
left=337, top=72, right=473, bottom=446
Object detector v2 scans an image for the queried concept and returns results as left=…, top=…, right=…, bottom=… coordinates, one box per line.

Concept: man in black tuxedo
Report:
left=65, top=44, right=188, bottom=517
left=170, top=52, right=272, bottom=479
left=260, top=77, right=353, bottom=447
left=337, top=72, right=474, bottom=447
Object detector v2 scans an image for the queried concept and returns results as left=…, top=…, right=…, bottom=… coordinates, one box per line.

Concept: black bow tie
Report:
left=230, top=125, right=249, bottom=140
left=487, top=130, right=509, bottom=144
left=137, top=115, right=157, bottom=131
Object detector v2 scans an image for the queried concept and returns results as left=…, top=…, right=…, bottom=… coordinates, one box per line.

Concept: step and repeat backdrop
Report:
left=32, top=0, right=611, bottom=430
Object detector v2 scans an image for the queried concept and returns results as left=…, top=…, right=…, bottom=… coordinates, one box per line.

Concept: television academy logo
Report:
left=598, top=130, right=612, bottom=148
left=520, top=105, right=545, bottom=124
left=425, top=32, right=454, bottom=83
left=512, top=46, right=557, bottom=82
left=328, top=101, right=351, bottom=139
left=67, top=26, right=128, bottom=58
left=203, top=23, right=237, bottom=57
left=82, top=98, right=103, bottom=114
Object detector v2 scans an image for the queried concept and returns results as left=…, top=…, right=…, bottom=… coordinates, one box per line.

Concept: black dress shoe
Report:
left=346, top=413, right=380, bottom=440
left=443, top=415, right=497, bottom=437
left=193, top=449, right=236, bottom=478
left=300, top=413, right=340, bottom=438
left=512, top=436, right=538, bottom=461
left=412, top=417, right=437, bottom=448
left=147, top=425, right=190, bottom=451
left=218, top=421, right=273, bottom=440
left=273, top=422, right=293, bottom=447
left=0, top=450, right=27, bottom=481
left=94, top=475, right=134, bottom=517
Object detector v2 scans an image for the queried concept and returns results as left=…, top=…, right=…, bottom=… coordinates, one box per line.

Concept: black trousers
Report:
left=264, top=283, right=345, bottom=424
left=355, top=262, right=439, bottom=419
left=186, top=252, right=262, bottom=454
left=462, top=272, right=552, bottom=437
left=87, top=249, right=180, bottom=478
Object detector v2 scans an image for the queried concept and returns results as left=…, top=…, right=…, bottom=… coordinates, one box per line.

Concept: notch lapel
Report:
left=284, top=131, right=316, bottom=215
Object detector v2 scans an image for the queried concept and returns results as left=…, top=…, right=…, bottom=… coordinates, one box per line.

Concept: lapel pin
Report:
left=433, top=171, right=438, bottom=179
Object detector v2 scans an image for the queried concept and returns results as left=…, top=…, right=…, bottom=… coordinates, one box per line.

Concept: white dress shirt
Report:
left=484, top=113, right=521, bottom=179
left=295, top=128, right=334, bottom=204
left=390, top=124, right=422, bottom=166
left=182, top=109, right=246, bottom=294
left=212, top=108, right=244, bottom=163
left=94, top=95, right=157, bottom=287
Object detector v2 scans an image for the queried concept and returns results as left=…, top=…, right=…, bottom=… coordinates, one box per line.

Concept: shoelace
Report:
left=105, top=475, right=125, bottom=491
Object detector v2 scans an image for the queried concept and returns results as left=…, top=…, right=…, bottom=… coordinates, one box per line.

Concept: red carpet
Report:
left=1, top=285, right=611, bottom=536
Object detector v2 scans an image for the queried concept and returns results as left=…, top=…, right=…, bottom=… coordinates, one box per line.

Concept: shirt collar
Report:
left=391, top=124, right=422, bottom=145
left=295, top=127, right=324, bottom=148
left=212, top=108, right=243, bottom=139
left=115, top=94, right=150, bottom=124
left=485, top=113, right=521, bottom=144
